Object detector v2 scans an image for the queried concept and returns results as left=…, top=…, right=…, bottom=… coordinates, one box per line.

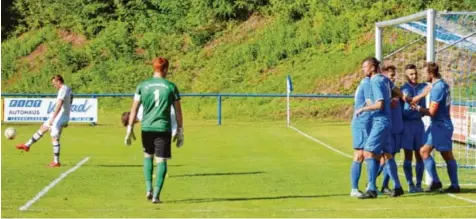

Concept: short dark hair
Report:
left=362, top=57, right=380, bottom=68
left=381, top=65, right=396, bottom=73
left=121, top=112, right=130, bottom=127
left=404, top=64, right=417, bottom=70
left=423, top=62, right=440, bottom=77
left=51, top=75, right=64, bottom=83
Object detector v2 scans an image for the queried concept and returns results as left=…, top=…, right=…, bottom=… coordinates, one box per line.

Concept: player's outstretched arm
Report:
left=415, top=102, right=438, bottom=117
left=355, top=100, right=383, bottom=116
left=405, top=84, right=431, bottom=104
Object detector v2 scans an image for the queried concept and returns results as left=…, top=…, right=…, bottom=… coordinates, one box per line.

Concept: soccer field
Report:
left=2, top=115, right=476, bottom=218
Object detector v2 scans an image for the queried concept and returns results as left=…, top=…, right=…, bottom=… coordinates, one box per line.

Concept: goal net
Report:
left=376, top=9, right=476, bottom=186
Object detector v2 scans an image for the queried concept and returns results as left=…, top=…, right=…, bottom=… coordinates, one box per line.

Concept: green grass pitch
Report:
left=2, top=113, right=476, bottom=217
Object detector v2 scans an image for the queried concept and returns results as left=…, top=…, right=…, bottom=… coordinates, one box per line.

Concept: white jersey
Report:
left=136, top=105, right=177, bottom=133
left=57, top=85, right=73, bottom=118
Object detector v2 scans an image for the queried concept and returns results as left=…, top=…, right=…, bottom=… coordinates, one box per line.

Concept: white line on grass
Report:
left=289, top=125, right=476, bottom=205
left=17, top=205, right=476, bottom=212
left=18, top=157, right=90, bottom=211
left=447, top=194, right=476, bottom=204
left=289, top=126, right=352, bottom=159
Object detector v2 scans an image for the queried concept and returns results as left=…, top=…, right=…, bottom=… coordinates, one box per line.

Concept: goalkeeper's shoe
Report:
left=146, top=191, right=153, bottom=200
left=48, top=162, right=61, bottom=167
left=15, top=144, right=30, bottom=152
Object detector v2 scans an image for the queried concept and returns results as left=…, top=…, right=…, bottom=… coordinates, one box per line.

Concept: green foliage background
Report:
left=1, top=0, right=474, bottom=120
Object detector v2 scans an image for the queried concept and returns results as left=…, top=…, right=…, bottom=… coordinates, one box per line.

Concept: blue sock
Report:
left=365, top=158, right=377, bottom=191
left=403, top=160, right=414, bottom=186
left=415, top=161, right=424, bottom=187
left=446, top=160, right=459, bottom=188
left=350, top=161, right=362, bottom=189
left=376, top=163, right=385, bottom=177
left=382, top=166, right=390, bottom=188
left=374, top=159, right=381, bottom=178
left=386, top=158, right=402, bottom=189
left=423, top=156, right=440, bottom=183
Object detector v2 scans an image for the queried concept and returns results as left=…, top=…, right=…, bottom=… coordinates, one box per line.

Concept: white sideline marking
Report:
left=19, top=205, right=476, bottom=212
left=18, top=157, right=90, bottom=211
left=289, top=126, right=352, bottom=159
left=289, top=125, right=476, bottom=205
left=447, top=194, right=476, bottom=204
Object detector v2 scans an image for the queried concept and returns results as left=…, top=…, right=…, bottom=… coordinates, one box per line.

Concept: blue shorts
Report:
left=389, top=132, right=401, bottom=154
left=423, top=122, right=454, bottom=152
left=351, top=123, right=371, bottom=150
left=365, top=120, right=390, bottom=154
left=402, top=120, right=424, bottom=151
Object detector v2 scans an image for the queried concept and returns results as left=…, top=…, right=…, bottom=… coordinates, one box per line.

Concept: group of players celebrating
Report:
left=351, top=57, right=460, bottom=199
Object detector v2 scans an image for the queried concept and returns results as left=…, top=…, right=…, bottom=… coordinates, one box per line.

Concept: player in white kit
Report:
left=16, top=75, right=73, bottom=167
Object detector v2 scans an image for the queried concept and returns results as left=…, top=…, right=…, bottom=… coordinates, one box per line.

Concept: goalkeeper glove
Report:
left=173, top=127, right=184, bottom=148
left=125, top=125, right=136, bottom=146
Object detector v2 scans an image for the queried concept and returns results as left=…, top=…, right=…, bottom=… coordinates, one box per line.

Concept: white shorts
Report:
left=43, top=115, right=69, bottom=138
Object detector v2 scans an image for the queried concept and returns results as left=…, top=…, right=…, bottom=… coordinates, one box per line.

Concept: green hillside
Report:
left=1, top=0, right=474, bottom=120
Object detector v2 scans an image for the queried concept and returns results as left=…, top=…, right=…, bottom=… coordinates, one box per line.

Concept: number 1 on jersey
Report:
left=154, top=89, right=160, bottom=107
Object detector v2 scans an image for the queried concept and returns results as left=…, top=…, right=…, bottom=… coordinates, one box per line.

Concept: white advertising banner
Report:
left=3, top=98, right=98, bottom=123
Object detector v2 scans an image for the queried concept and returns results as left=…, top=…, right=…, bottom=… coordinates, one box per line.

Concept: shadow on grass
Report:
left=170, top=171, right=265, bottom=178
left=166, top=193, right=348, bottom=204
left=97, top=164, right=183, bottom=168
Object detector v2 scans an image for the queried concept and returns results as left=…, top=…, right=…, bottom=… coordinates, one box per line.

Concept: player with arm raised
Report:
left=349, top=63, right=372, bottom=198
left=414, top=62, right=460, bottom=193
left=125, top=57, right=184, bottom=204
left=400, top=64, right=431, bottom=193
left=355, top=58, right=408, bottom=199
left=16, top=75, right=72, bottom=167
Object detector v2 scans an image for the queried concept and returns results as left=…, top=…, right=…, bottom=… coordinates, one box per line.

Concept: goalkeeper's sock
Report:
left=26, top=131, right=44, bottom=147
left=143, top=157, right=153, bottom=192
left=153, top=161, right=168, bottom=199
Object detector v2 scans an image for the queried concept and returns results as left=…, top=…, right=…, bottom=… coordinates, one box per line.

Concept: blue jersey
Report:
left=370, top=74, right=394, bottom=123
left=401, top=82, right=427, bottom=120
left=430, top=79, right=452, bottom=124
left=352, top=77, right=372, bottom=128
left=391, top=98, right=403, bottom=133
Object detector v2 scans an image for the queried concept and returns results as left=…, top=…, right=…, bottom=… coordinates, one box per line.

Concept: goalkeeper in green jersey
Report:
left=124, top=57, right=184, bottom=204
